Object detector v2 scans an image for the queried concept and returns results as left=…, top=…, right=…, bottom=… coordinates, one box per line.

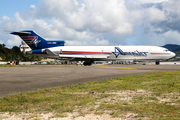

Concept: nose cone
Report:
left=171, top=52, right=176, bottom=58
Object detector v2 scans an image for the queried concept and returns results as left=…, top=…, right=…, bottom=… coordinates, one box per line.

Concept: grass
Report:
left=0, top=71, right=180, bottom=119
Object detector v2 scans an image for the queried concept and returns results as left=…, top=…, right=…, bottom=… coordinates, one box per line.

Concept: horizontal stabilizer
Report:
left=7, top=31, right=31, bottom=35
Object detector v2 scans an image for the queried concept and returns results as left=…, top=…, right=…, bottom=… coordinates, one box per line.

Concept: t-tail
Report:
left=10, top=30, right=65, bottom=55
left=10, top=30, right=65, bottom=50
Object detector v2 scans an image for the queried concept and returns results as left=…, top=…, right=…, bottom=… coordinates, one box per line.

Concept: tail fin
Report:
left=10, top=30, right=65, bottom=50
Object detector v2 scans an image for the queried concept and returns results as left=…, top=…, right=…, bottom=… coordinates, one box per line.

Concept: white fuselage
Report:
left=46, top=46, right=175, bottom=61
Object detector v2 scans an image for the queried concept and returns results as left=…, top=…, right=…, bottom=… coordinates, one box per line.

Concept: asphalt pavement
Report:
left=0, top=64, right=180, bottom=97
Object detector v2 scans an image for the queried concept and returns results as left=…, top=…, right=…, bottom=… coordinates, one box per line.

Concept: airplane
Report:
left=9, top=30, right=176, bottom=66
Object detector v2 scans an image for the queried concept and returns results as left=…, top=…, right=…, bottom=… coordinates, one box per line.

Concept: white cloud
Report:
left=161, top=0, right=180, bottom=25
left=162, top=30, right=180, bottom=44
left=2, top=16, right=10, bottom=20
left=7, top=36, right=21, bottom=46
left=30, top=5, right=36, bottom=9
left=1, top=0, right=180, bottom=48
left=145, top=7, right=166, bottom=22
left=37, top=0, right=136, bottom=35
left=136, top=0, right=169, bottom=3
left=93, top=38, right=109, bottom=45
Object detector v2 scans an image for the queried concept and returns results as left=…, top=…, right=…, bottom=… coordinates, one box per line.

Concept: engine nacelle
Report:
left=26, top=49, right=47, bottom=55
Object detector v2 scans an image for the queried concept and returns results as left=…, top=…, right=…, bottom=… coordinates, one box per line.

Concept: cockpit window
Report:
left=163, top=49, right=168, bottom=52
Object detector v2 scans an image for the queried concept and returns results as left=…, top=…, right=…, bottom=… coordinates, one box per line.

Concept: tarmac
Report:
left=0, top=64, right=180, bottom=97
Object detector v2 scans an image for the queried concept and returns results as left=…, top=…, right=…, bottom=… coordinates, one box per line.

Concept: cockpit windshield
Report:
left=163, top=49, right=169, bottom=52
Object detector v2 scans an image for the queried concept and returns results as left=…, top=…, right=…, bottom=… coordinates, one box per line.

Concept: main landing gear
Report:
left=155, top=61, right=160, bottom=65
left=83, top=61, right=92, bottom=66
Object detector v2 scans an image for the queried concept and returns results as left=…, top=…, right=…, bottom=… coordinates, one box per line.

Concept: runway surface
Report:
left=0, top=64, right=180, bottom=97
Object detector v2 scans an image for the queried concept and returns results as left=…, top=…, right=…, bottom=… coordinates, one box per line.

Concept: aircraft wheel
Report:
left=83, top=61, right=92, bottom=66
left=155, top=61, right=160, bottom=65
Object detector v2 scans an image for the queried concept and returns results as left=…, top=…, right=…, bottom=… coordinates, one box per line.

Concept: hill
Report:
left=162, top=44, right=180, bottom=52
left=162, top=44, right=180, bottom=61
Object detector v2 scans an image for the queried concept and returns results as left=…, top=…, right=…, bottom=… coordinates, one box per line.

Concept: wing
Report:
left=59, top=54, right=110, bottom=59
left=45, top=48, right=110, bottom=60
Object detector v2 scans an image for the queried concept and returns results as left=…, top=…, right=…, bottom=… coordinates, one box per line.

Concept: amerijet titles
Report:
left=112, top=47, right=148, bottom=58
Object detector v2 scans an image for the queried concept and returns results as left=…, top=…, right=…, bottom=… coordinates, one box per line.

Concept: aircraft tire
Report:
left=83, top=61, right=92, bottom=66
left=155, top=61, right=160, bottom=65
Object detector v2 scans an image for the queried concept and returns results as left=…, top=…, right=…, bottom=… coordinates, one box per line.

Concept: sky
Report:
left=0, top=0, right=180, bottom=48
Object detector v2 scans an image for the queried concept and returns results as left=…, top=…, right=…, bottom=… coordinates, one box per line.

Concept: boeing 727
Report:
left=10, top=30, right=175, bottom=66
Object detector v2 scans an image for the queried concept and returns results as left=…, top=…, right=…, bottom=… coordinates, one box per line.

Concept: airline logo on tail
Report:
left=21, top=36, right=41, bottom=47
left=112, top=47, right=148, bottom=58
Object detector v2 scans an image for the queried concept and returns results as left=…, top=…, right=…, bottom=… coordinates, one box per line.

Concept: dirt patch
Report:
left=1, top=90, right=179, bottom=119
left=0, top=112, right=125, bottom=120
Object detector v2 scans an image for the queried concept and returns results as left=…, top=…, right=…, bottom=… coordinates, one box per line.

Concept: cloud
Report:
left=162, top=30, right=180, bottom=44
left=35, top=0, right=145, bottom=46
left=159, top=0, right=180, bottom=32
left=0, top=11, right=53, bottom=47
left=93, top=38, right=109, bottom=45
left=37, top=0, right=136, bottom=35
left=136, top=0, right=169, bottom=4
left=145, top=6, right=166, bottom=22
left=1, top=0, right=180, bottom=48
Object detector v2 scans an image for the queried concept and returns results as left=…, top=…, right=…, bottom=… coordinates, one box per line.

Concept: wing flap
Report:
left=59, top=54, right=109, bottom=59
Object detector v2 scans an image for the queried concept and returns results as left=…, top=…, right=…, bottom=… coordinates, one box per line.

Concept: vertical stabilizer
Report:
left=10, top=30, right=65, bottom=50
left=10, top=30, right=46, bottom=50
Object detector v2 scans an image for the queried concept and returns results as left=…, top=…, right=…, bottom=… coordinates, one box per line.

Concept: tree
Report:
left=0, top=44, right=43, bottom=61
left=0, top=44, right=11, bottom=61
